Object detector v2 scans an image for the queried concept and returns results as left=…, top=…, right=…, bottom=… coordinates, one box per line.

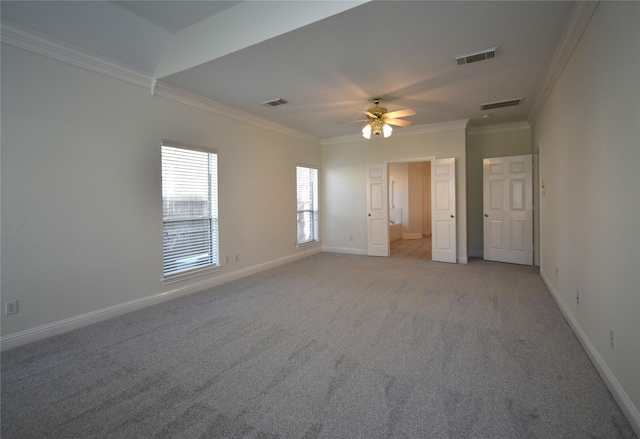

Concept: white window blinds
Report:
left=162, top=142, right=218, bottom=278
left=296, top=166, right=318, bottom=244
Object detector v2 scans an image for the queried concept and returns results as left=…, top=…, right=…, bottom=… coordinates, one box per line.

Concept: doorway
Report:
left=389, top=161, right=431, bottom=260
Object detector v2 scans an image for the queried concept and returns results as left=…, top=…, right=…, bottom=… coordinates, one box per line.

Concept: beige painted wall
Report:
left=532, top=2, right=639, bottom=431
left=321, top=125, right=467, bottom=261
left=466, top=128, right=532, bottom=257
left=407, top=162, right=431, bottom=238
left=1, top=44, right=321, bottom=339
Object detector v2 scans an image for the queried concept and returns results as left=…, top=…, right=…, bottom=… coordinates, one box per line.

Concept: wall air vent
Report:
left=481, top=98, right=523, bottom=111
left=455, top=46, right=498, bottom=66
left=261, top=98, right=288, bottom=107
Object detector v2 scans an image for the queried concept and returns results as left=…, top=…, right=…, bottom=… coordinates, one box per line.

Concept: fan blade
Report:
left=336, top=118, right=369, bottom=124
left=384, top=108, right=416, bottom=119
left=359, top=109, right=377, bottom=118
left=385, top=118, right=412, bottom=127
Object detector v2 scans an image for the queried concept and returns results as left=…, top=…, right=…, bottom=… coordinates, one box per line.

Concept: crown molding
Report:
left=528, top=1, right=600, bottom=126
left=153, top=82, right=320, bottom=144
left=468, top=121, right=531, bottom=136
left=1, top=21, right=153, bottom=89
left=1, top=21, right=321, bottom=145
left=321, top=119, right=470, bottom=146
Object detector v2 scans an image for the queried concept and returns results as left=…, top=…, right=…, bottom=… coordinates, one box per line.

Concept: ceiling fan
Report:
left=340, top=98, right=416, bottom=139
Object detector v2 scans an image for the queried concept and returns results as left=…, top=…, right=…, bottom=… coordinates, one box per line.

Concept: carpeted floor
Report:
left=1, top=253, right=636, bottom=438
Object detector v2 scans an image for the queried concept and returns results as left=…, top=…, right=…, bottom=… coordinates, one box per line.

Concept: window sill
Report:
left=162, top=264, right=220, bottom=286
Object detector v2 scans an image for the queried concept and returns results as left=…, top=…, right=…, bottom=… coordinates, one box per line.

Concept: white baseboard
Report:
left=322, top=246, right=367, bottom=255
left=457, top=256, right=468, bottom=264
left=0, top=246, right=322, bottom=351
left=540, top=269, right=640, bottom=438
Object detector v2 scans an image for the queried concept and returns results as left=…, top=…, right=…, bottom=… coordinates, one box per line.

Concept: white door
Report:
left=366, top=163, right=389, bottom=256
left=431, top=158, right=456, bottom=263
left=483, top=154, right=533, bottom=265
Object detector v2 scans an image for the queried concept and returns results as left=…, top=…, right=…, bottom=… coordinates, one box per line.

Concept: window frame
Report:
left=161, top=140, right=219, bottom=284
left=296, top=164, right=319, bottom=247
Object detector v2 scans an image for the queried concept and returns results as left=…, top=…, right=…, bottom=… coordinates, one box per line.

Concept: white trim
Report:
left=161, top=138, right=218, bottom=155
left=0, top=21, right=153, bottom=89
left=153, top=82, right=320, bottom=144
left=0, top=21, right=320, bottom=146
left=296, top=241, right=321, bottom=250
left=0, top=247, right=321, bottom=351
left=540, top=268, right=640, bottom=438
left=528, top=1, right=599, bottom=126
left=457, top=256, right=468, bottom=264
left=162, top=265, right=221, bottom=286
left=387, top=156, right=436, bottom=164
left=468, top=121, right=531, bottom=136
left=322, top=246, right=367, bottom=256
left=321, top=119, right=470, bottom=145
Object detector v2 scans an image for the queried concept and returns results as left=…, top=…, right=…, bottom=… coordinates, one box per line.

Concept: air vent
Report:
left=455, top=46, right=498, bottom=66
left=481, top=98, right=523, bottom=111
left=261, top=98, right=288, bottom=107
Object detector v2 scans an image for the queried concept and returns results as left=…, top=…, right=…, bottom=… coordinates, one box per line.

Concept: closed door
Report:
left=367, top=163, right=389, bottom=256
left=483, top=155, right=533, bottom=265
left=431, top=158, right=456, bottom=263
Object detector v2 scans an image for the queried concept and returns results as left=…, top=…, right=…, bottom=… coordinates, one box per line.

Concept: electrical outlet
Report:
left=576, top=291, right=580, bottom=305
left=349, top=236, right=353, bottom=242
left=5, top=300, right=18, bottom=315
left=235, top=254, right=239, bottom=262
left=225, top=256, right=229, bottom=264
left=555, top=268, right=559, bottom=278
left=610, top=329, right=615, bottom=349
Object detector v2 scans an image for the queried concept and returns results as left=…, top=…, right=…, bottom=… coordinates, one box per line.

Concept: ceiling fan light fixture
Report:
left=362, top=124, right=372, bottom=139
left=354, top=98, right=412, bottom=139
left=362, top=118, right=393, bottom=139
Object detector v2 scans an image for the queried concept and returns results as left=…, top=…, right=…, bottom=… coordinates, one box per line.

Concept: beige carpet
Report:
left=1, top=253, right=636, bottom=438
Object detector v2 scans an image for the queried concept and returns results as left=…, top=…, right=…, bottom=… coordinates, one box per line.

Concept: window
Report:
left=161, top=141, right=218, bottom=280
left=296, top=165, right=318, bottom=245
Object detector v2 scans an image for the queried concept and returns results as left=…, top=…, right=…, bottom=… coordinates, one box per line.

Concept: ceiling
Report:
left=1, top=1, right=577, bottom=140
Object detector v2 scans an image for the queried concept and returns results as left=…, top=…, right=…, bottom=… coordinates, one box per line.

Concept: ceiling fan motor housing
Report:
left=370, top=98, right=387, bottom=118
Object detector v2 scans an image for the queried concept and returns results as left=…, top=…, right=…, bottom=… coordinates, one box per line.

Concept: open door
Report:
left=431, top=158, right=456, bottom=263
left=366, top=163, right=389, bottom=256
left=483, top=155, right=533, bottom=265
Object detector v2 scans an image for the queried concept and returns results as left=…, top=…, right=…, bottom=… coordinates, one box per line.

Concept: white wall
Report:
left=466, top=127, right=532, bottom=257
left=321, top=125, right=467, bottom=261
left=532, top=2, right=639, bottom=432
left=1, top=44, right=321, bottom=342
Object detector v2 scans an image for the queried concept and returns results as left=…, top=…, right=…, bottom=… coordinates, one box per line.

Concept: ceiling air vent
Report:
left=455, top=46, right=498, bottom=66
left=261, top=98, right=288, bottom=107
left=481, top=98, right=523, bottom=111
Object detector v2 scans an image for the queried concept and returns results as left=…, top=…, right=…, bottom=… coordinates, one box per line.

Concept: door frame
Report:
left=368, top=156, right=437, bottom=257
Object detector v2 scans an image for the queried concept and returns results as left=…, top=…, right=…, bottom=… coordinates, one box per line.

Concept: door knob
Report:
left=484, top=213, right=489, bottom=217
left=368, top=213, right=372, bottom=217
left=450, top=214, right=455, bottom=218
